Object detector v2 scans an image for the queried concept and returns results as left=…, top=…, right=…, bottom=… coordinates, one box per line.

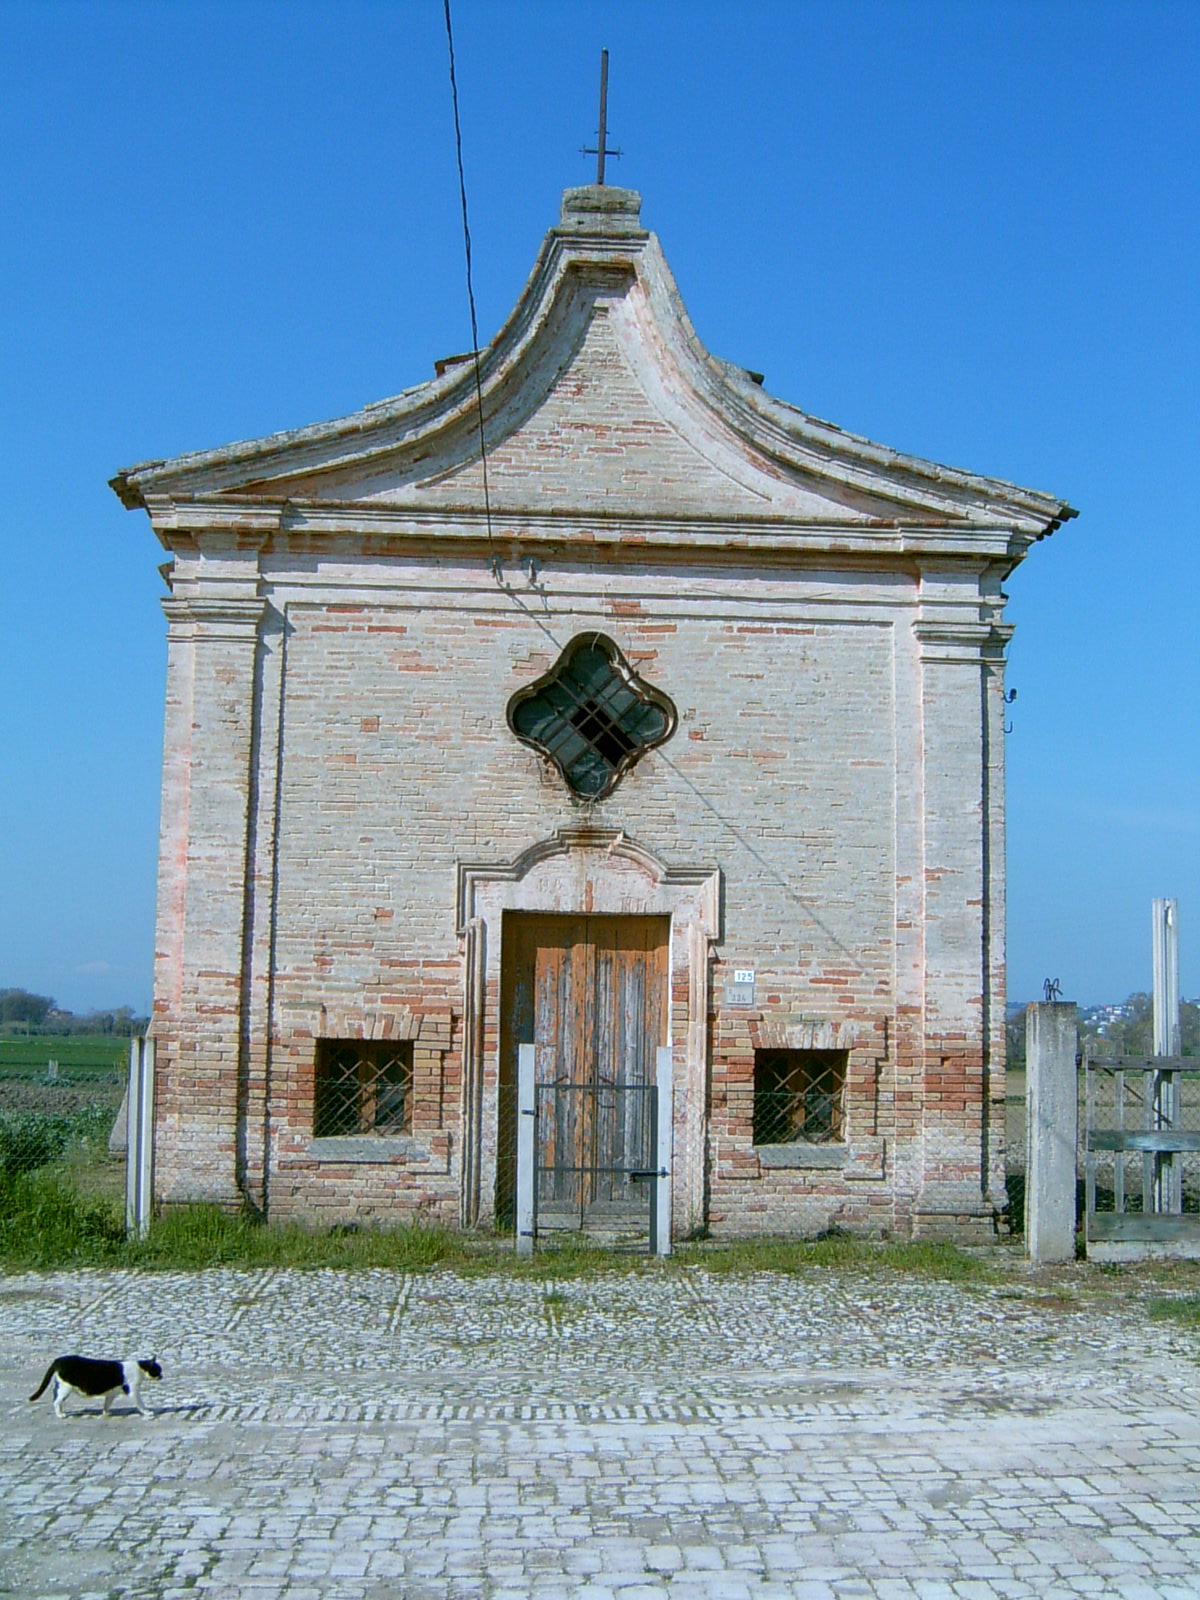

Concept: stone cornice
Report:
left=147, top=495, right=1028, bottom=564
left=144, top=493, right=284, bottom=541
left=915, top=619, right=1015, bottom=663
left=161, top=595, right=267, bottom=642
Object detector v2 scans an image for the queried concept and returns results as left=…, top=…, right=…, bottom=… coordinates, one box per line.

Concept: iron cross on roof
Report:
left=582, top=48, right=622, bottom=185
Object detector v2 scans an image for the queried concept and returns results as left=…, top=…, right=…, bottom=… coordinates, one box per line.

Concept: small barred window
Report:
left=314, top=1040, right=413, bottom=1138
left=753, top=1049, right=846, bottom=1146
left=507, top=633, right=676, bottom=800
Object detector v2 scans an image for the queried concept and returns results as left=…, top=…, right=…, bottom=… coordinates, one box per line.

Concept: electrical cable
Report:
left=443, top=0, right=502, bottom=585
left=436, top=19, right=863, bottom=965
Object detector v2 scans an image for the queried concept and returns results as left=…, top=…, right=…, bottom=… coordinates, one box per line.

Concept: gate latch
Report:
left=629, top=1167, right=668, bottom=1181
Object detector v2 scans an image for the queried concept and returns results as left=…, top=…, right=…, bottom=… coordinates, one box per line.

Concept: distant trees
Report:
left=0, top=990, right=147, bottom=1036
left=0, top=988, right=54, bottom=1028
left=1087, top=992, right=1199, bottom=1058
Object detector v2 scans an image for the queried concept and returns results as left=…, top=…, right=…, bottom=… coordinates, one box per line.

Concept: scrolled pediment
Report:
left=113, top=186, right=1074, bottom=550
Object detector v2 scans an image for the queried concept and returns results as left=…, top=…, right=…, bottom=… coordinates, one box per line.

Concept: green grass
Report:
left=0, top=1175, right=1007, bottom=1281
left=1148, top=1295, right=1200, bottom=1327
left=0, top=1170, right=126, bottom=1268
left=0, top=1103, right=116, bottom=1178
left=0, top=1035, right=131, bottom=1078
left=126, top=1206, right=462, bottom=1272
left=0, top=1182, right=469, bottom=1273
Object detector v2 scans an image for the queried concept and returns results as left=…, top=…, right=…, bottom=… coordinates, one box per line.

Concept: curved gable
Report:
left=113, top=185, right=1074, bottom=544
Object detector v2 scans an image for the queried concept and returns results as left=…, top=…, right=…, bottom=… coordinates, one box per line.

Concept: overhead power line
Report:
left=442, top=0, right=500, bottom=584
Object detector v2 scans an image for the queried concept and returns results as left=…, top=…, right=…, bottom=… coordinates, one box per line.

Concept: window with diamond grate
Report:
left=507, top=633, right=676, bottom=800
left=313, top=1040, right=413, bottom=1138
left=752, top=1049, right=846, bottom=1145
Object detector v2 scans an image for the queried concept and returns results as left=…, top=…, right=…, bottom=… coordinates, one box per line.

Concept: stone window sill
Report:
left=755, top=1142, right=847, bottom=1170
left=308, top=1136, right=427, bottom=1165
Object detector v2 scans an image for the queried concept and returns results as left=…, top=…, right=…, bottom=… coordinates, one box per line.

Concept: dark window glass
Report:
left=752, top=1049, right=847, bottom=1145
left=508, top=634, right=675, bottom=799
left=314, top=1041, right=413, bottom=1137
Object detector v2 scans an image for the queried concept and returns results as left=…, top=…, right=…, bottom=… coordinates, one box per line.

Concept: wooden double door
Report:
left=500, top=913, right=669, bottom=1231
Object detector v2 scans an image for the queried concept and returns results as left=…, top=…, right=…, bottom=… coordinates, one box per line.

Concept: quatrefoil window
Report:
left=507, top=634, right=676, bottom=800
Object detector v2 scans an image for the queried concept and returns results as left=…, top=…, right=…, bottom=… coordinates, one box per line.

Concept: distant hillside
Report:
left=1006, top=991, right=1199, bottom=1068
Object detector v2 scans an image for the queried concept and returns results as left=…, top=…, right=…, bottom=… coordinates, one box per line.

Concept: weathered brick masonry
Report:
left=113, top=184, right=1074, bottom=1240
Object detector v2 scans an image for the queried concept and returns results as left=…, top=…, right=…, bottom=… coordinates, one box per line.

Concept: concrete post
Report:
left=516, top=1043, right=536, bottom=1257
left=650, top=1046, right=673, bottom=1258
left=1025, top=1002, right=1078, bottom=1262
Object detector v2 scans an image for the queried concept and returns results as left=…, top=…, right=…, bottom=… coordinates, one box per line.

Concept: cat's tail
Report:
left=29, top=1361, right=60, bottom=1402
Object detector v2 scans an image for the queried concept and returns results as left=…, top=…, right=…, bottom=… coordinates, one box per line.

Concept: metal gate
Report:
left=535, top=1078, right=656, bottom=1229
left=516, top=1041, right=672, bottom=1255
left=1084, top=1054, right=1200, bottom=1257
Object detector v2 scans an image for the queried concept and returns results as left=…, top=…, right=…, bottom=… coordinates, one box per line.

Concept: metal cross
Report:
left=582, top=48, right=622, bottom=185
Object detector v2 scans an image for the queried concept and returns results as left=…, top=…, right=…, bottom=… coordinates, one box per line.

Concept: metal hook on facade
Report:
left=1004, top=687, right=1017, bottom=735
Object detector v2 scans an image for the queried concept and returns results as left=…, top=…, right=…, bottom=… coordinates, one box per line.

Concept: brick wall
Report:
left=149, top=535, right=1005, bottom=1240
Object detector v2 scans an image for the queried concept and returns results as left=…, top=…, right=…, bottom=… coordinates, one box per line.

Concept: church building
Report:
left=112, top=184, right=1073, bottom=1243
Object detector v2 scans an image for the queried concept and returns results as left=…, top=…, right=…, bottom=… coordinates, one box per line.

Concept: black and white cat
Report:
left=29, top=1355, right=163, bottom=1419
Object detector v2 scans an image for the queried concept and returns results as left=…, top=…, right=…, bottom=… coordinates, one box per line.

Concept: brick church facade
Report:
left=113, top=185, right=1073, bottom=1241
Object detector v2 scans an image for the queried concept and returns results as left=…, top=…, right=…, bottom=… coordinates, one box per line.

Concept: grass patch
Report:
left=456, top=1234, right=650, bottom=1281
left=1148, top=1295, right=1200, bottom=1327
left=0, top=1170, right=126, bottom=1268
left=0, top=1179, right=1002, bottom=1284
left=0, top=1103, right=116, bottom=1178
left=0, top=1180, right=467, bottom=1274
left=125, top=1207, right=463, bottom=1272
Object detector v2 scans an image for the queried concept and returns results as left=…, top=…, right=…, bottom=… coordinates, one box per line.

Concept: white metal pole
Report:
left=124, top=1037, right=142, bottom=1236
left=1152, top=899, right=1181, bottom=1212
left=516, top=1043, right=536, bottom=1257
left=1153, top=899, right=1181, bottom=1056
left=136, top=1037, right=155, bottom=1239
left=125, top=1037, right=155, bottom=1240
left=652, top=1045, right=673, bottom=1257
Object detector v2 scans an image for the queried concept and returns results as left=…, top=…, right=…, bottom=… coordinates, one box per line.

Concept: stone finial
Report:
left=558, top=185, right=646, bottom=239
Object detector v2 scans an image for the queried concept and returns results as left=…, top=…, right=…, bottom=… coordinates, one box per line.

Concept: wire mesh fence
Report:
left=1004, top=1079, right=1028, bottom=1234
left=494, top=1082, right=519, bottom=1234
left=1084, top=1060, right=1200, bottom=1217
left=710, top=1081, right=846, bottom=1151
left=0, top=1039, right=127, bottom=1200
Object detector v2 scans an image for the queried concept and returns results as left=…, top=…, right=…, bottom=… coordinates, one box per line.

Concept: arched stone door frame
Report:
left=456, top=828, right=720, bottom=1237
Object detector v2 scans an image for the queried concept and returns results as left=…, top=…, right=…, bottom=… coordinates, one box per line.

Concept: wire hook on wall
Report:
left=1004, top=687, right=1017, bottom=735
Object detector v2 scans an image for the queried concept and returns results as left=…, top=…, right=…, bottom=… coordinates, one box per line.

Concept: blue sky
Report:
left=0, top=0, right=1196, bottom=1013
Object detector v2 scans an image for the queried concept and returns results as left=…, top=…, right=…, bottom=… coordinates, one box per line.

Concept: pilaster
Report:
left=154, top=569, right=267, bottom=1209
left=912, top=567, right=1010, bottom=1233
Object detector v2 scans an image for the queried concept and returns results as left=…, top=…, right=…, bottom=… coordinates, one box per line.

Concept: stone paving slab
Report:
left=2, top=1263, right=1200, bottom=1597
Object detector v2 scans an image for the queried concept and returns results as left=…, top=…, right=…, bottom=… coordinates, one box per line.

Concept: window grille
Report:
left=752, top=1048, right=847, bottom=1145
left=507, top=633, right=676, bottom=799
left=313, top=1041, right=413, bottom=1138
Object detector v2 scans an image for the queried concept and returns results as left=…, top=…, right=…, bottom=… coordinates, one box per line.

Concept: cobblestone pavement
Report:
left=4, top=1260, right=1200, bottom=1599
